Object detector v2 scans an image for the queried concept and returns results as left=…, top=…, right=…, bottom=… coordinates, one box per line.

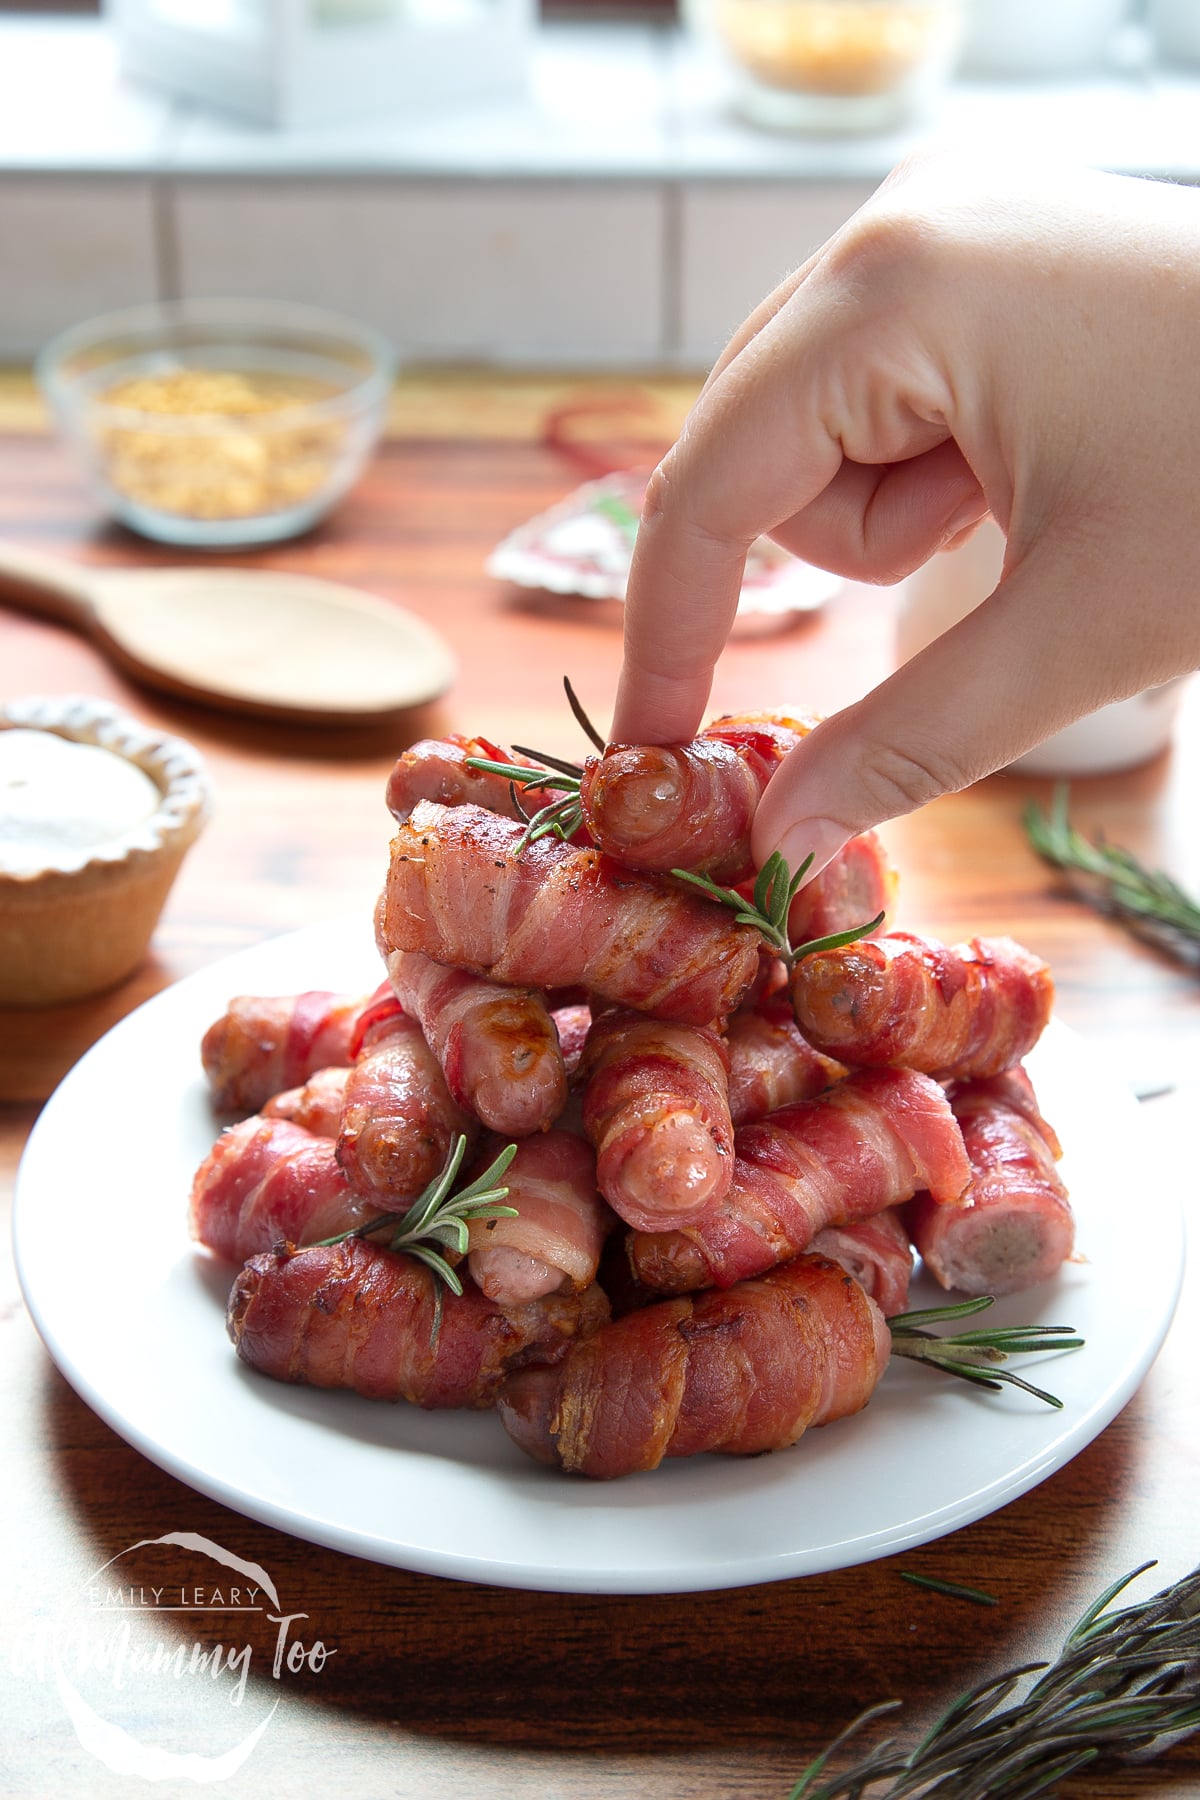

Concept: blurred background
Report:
left=0, top=0, right=1196, bottom=371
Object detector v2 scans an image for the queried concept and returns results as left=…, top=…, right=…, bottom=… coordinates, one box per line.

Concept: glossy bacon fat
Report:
left=379, top=801, right=760, bottom=1027
left=384, top=947, right=567, bottom=1137
left=262, top=1065, right=351, bottom=1137
left=466, top=1130, right=615, bottom=1305
left=578, top=709, right=820, bottom=885
left=627, top=1067, right=969, bottom=1294
left=228, top=1237, right=609, bottom=1410
left=385, top=733, right=565, bottom=825
left=579, top=1008, right=735, bottom=1231
left=201, top=990, right=367, bottom=1115
left=790, top=932, right=1053, bottom=1081
left=498, top=1252, right=890, bottom=1477
left=906, top=1069, right=1074, bottom=1297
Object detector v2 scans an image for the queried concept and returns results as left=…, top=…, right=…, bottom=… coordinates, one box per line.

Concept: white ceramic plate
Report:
left=14, top=920, right=1183, bottom=1595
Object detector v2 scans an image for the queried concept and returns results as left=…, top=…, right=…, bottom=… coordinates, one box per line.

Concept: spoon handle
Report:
left=0, top=543, right=97, bottom=632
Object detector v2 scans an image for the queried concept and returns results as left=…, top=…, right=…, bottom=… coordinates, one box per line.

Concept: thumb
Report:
left=750, top=547, right=1194, bottom=880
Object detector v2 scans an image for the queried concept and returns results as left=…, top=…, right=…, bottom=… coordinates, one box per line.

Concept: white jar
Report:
left=958, top=0, right=1129, bottom=76
left=897, top=518, right=1189, bottom=776
left=1146, top=0, right=1200, bottom=67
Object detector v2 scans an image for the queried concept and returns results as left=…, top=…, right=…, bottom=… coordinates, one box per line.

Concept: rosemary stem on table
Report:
left=790, top=1561, right=1200, bottom=1799
left=1025, top=785, right=1200, bottom=966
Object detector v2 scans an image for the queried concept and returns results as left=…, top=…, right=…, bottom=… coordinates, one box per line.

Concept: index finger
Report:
left=611, top=306, right=846, bottom=745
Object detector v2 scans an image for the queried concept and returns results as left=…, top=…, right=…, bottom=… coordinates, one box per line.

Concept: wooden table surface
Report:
left=2, top=375, right=1199, bottom=1800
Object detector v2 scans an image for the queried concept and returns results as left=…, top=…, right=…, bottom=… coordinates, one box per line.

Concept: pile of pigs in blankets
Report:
left=192, top=709, right=1072, bottom=1481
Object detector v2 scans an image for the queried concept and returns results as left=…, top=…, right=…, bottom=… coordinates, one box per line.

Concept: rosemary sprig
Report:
left=464, top=754, right=585, bottom=848
left=789, top=1560, right=1200, bottom=1798
left=887, top=1297, right=1083, bottom=1409
left=1025, top=784, right=1200, bottom=967
left=671, top=851, right=886, bottom=968
left=317, top=1135, right=518, bottom=1297
left=463, top=680, right=598, bottom=849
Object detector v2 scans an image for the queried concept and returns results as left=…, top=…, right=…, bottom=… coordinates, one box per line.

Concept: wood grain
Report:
left=2, top=377, right=1199, bottom=1800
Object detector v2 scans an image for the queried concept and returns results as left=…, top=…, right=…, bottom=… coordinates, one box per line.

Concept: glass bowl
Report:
left=36, top=299, right=395, bottom=548
left=699, top=0, right=965, bottom=132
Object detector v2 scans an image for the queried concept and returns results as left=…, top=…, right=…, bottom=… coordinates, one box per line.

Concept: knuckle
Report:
left=851, top=733, right=972, bottom=819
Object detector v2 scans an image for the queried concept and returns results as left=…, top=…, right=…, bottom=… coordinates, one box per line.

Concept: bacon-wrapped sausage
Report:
left=335, top=1003, right=475, bottom=1198
left=905, top=1070, right=1074, bottom=1297
left=379, top=801, right=760, bottom=1027
left=200, top=989, right=368, bottom=1115
left=228, top=1237, right=610, bottom=1410
left=790, top=932, right=1054, bottom=1081
left=498, top=1252, right=890, bottom=1477
left=551, top=1002, right=592, bottom=1079
left=578, top=710, right=820, bottom=884
left=725, top=994, right=842, bottom=1126
left=384, top=947, right=567, bottom=1137
left=627, top=1067, right=969, bottom=1294
left=466, top=1130, right=616, bottom=1304
left=784, top=829, right=897, bottom=945
left=262, top=1065, right=351, bottom=1137
left=579, top=1008, right=735, bottom=1231
left=190, top=1116, right=375, bottom=1263
left=385, top=733, right=565, bottom=825
left=809, top=1208, right=913, bottom=1317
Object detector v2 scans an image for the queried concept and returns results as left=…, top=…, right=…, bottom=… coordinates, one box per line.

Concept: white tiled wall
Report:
left=677, top=181, right=879, bottom=366
left=1, top=16, right=1199, bottom=368
left=171, top=180, right=666, bottom=366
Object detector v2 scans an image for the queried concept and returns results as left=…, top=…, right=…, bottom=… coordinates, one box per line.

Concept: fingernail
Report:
left=776, top=818, right=851, bottom=883
left=942, top=497, right=990, bottom=546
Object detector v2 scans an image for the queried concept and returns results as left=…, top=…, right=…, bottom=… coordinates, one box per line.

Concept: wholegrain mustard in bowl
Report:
left=37, top=299, right=395, bottom=548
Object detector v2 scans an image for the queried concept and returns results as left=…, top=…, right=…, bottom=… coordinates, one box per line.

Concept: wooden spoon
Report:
left=0, top=543, right=458, bottom=726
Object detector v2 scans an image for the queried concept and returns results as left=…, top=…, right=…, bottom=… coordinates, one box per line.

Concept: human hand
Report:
left=612, top=150, right=1200, bottom=880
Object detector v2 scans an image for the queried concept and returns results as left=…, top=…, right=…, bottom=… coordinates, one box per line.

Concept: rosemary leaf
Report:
left=900, top=1574, right=1000, bottom=1607
left=562, top=675, right=608, bottom=752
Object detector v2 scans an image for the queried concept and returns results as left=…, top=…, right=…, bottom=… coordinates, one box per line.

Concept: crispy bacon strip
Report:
left=809, top=1208, right=913, bottom=1317
left=379, top=801, right=760, bottom=1027
left=466, top=1130, right=616, bottom=1304
left=790, top=932, right=1054, bottom=1080
left=906, top=1071, right=1074, bottom=1297
left=578, top=710, right=820, bottom=884
left=579, top=1008, right=735, bottom=1231
left=384, top=947, right=567, bottom=1137
left=228, top=1237, right=609, bottom=1410
left=627, top=1068, right=969, bottom=1294
left=385, top=733, right=565, bottom=825
left=498, top=1252, right=890, bottom=1477
left=200, top=990, right=368, bottom=1115
left=262, top=1065, right=351, bottom=1137
left=190, top=1116, right=375, bottom=1263
left=725, top=994, right=843, bottom=1125
left=336, top=1004, right=475, bottom=1198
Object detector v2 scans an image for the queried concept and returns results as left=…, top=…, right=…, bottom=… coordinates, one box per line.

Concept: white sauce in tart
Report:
left=0, top=728, right=161, bottom=874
